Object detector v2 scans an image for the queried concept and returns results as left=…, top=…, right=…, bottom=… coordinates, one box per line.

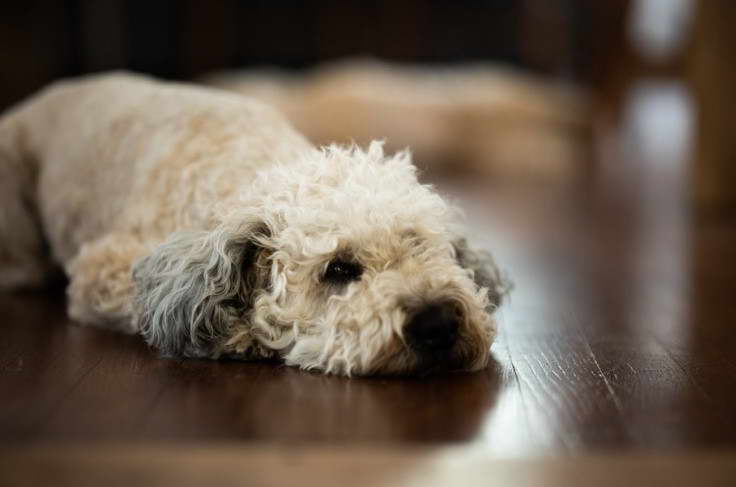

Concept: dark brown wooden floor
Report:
left=3, top=159, right=736, bottom=451
left=2, top=83, right=736, bottom=484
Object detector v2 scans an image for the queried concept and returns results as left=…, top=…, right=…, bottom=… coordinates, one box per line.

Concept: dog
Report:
left=203, top=58, right=590, bottom=182
left=0, top=72, right=505, bottom=376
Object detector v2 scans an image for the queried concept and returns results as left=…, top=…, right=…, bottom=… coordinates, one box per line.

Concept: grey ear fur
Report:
left=452, top=237, right=510, bottom=309
left=132, top=226, right=267, bottom=358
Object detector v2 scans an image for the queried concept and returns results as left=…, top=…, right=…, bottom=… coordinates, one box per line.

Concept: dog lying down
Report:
left=0, top=73, right=506, bottom=376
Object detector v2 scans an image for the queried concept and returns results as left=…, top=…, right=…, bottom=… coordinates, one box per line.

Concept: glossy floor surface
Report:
left=1, top=84, right=736, bottom=482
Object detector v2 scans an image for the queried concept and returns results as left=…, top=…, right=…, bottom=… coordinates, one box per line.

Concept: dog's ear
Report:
left=132, top=224, right=269, bottom=358
left=452, top=237, right=509, bottom=310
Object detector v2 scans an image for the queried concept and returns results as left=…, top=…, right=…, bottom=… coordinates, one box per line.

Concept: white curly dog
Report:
left=0, top=73, right=505, bottom=376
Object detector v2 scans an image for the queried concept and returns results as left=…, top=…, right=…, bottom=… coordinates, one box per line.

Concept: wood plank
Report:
left=1, top=445, right=734, bottom=487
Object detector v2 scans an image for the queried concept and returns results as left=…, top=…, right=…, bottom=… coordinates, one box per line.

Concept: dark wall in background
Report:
left=0, top=0, right=624, bottom=111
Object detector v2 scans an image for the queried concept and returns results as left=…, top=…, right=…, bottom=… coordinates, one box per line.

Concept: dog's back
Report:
left=0, top=72, right=311, bottom=290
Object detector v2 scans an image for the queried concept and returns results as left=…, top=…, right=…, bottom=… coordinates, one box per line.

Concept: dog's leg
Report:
left=66, top=233, right=147, bottom=333
left=0, top=111, right=57, bottom=290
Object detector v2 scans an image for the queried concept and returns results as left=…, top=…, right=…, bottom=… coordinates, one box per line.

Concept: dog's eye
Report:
left=323, top=259, right=363, bottom=284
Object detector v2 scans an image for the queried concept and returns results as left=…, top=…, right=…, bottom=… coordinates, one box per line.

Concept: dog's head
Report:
left=133, top=142, right=506, bottom=375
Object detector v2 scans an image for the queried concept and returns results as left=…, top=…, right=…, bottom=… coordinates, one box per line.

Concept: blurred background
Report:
left=1, top=0, right=625, bottom=101
left=2, top=0, right=729, bottom=198
left=2, top=1, right=733, bottom=207
left=3, top=0, right=733, bottom=212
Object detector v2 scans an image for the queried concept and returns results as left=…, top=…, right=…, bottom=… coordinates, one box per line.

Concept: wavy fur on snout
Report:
left=0, top=72, right=507, bottom=376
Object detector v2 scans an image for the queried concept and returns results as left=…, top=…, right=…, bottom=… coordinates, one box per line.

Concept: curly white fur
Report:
left=0, top=72, right=505, bottom=376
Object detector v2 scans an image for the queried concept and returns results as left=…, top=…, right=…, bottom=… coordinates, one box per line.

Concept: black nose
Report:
left=405, top=303, right=460, bottom=355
